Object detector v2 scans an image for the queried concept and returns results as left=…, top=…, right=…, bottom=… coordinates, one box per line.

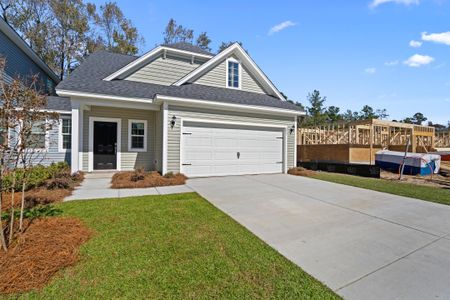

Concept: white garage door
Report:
left=181, top=122, right=284, bottom=177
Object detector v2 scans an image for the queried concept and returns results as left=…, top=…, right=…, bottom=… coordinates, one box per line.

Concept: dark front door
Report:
left=94, top=121, right=117, bottom=170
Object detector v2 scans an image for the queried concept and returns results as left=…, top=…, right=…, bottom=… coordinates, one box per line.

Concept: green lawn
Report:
left=17, top=193, right=339, bottom=299
left=310, top=172, right=450, bottom=206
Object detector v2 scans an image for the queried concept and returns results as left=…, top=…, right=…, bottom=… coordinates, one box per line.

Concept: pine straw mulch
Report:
left=0, top=217, right=92, bottom=295
left=111, top=171, right=187, bottom=189
left=287, top=167, right=317, bottom=177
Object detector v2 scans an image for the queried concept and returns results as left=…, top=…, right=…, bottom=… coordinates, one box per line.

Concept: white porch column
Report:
left=71, top=99, right=82, bottom=173
left=162, top=101, right=168, bottom=175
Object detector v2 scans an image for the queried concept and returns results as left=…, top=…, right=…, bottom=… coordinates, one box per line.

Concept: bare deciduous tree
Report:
left=0, top=57, right=58, bottom=251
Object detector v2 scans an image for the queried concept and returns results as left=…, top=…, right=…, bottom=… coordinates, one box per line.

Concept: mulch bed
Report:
left=288, top=167, right=317, bottom=177
left=0, top=217, right=92, bottom=294
left=111, top=171, right=187, bottom=189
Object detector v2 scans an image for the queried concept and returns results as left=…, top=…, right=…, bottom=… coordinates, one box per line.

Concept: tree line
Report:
left=293, top=90, right=449, bottom=128
left=0, top=0, right=243, bottom=80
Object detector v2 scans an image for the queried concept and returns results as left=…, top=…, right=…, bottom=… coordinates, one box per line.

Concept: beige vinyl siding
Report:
left=192, top=56, right=266, bottom=94
left=81, top=106, right=157, bottom=171
left=125, top=54, right=203, bottom=85
left=166, top=105, right=296, bottom=173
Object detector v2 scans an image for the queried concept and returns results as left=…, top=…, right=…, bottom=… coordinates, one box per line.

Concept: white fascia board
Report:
left=103, top=46, right=213, bottom=81
left=56, top=89, right=160, bottom=111
left=57, top=89, right=153, bottom=103
left=154, top=94, right=305, bottom=117
left=0, top=18, right=60, bottom=83
left=173, top=43, right=285, bottom=100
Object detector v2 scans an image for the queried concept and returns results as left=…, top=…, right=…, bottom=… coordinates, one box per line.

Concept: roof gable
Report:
left=173, top=43, right=285, bottom=100
left=103, top=45, right=213, bottom=81
left=194, top=54, right=266, bottom=94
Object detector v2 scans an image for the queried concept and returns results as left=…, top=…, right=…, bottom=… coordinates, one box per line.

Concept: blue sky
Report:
left=91, top=0, right=450, bottom=124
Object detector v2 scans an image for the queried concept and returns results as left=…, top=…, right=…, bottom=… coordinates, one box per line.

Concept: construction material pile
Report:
left=375, top=150, right=441, bottom=176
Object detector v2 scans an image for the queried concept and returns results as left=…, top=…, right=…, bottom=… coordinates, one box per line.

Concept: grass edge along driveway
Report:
left=18, top=193, right=340, bottom=299
left=310, top=172, right=450, bottom=206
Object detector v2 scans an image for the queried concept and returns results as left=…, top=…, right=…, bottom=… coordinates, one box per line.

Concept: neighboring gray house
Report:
left=12, top=40, right=301, bottom=176
left=57, top=42, right=305, bottom=177
left=0, top=17, right=72, bottom=165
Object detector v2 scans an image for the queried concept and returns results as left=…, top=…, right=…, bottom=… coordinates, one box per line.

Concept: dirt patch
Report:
left=0, top=217, right=91, bottom=294
left=287, top=167, right=317, bottom=177
left=381, top=170, right=450, bottom=189
left=111, top=171, right=187, bottom=189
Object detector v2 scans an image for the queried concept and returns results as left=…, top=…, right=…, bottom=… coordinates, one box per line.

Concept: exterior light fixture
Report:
left=290, top=124, right=295, bottom=134
left=170, top=115, right=177, bottom=128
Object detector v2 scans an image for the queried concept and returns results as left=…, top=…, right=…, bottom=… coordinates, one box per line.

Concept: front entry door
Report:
left=93, top=121, right=117, bottom=170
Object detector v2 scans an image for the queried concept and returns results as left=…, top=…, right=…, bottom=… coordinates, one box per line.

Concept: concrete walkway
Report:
left=65, top=172, right=193, bottom=201
left=187, top=174, right=450, bottom=300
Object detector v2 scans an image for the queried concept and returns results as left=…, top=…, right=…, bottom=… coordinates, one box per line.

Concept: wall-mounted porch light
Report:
left=289, top=124, right=295, bottom=134
left=170, top=115, right=177, bottom=128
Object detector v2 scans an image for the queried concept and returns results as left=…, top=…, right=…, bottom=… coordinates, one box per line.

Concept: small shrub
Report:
left=2, top=162, right=72, bottom=192
left=131, top=167, right=146, bottom=182
left=1, top=204, right=62, bottom=220
left=71, top=171, right=84, bottom=183
left=164, top=172, right=175, bottom=179
left=45, top=177, right=71, bottom=190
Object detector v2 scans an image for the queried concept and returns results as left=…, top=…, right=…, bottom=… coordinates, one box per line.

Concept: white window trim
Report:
left=58, top=115, right=72, bottom=153
left=128, top=119, right=147, bottom=152
left=225, top=57, right=242, bottom=90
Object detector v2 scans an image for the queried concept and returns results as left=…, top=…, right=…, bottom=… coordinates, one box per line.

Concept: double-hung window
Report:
left=29, top=120, right=47, bottom=149
left=60, top=117, right=71, bottom=151
left=128, top=120, right=147, bottom=152
left=227, top=59, right=240, bottom=89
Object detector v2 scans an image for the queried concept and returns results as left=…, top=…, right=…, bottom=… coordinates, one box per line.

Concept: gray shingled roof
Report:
left=162, top=42, right=214, bottom=56
left=47, top=96, right=71, bottom=112
left=56, top=51, right=304, bottom=112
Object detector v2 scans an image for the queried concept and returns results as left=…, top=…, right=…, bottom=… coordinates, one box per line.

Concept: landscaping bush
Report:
left=3, top=162, right=71, bottom=192
left=131, top=167, right=146, bottom=182
left=45, top=177, right=71, bottom=190
left=1, top=204, right=62, bottom=221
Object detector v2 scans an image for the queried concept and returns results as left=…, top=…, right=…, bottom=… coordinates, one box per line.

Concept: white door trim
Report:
left=179, top=118, right=288, bottom=176
left=88, top=117, right=122, bottom=172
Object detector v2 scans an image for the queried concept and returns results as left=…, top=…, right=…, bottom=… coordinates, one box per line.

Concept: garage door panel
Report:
left=182, top=123, right=284, bottom=177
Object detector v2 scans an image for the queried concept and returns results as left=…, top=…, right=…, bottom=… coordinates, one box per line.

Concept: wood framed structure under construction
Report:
left=435, top=130, right=450, bottom=149
left=297, top=119, right=436, bottom=165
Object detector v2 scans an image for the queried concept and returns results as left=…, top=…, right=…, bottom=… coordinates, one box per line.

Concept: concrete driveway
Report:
left=187, top=174, right=450, bottom=300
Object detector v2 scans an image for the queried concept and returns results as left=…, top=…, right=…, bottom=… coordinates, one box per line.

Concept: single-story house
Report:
left=52, top=42, right=305, bottom=177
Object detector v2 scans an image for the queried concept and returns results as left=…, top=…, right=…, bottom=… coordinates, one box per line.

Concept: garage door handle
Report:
left=237, top=152, right=240, bottom=159
left=182, top=163, right=192, bottom=166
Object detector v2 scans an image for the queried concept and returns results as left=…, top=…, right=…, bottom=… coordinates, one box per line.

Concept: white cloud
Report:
left=403, top=54, right=434, bottom=67
left=365, top=67, right=377, bottom=74
left=409, top=40, right=422, bottom=48
left=385, top=60, right=399, bottom=66
left=369, top=0, right=419, bottom=8
left=421, top=31, right=450, bottom=45
left=268, top=21, right=296, bottom=35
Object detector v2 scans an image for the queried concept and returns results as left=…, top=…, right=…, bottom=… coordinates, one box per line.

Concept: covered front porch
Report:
left=70, top=97, right=164, bottom=174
